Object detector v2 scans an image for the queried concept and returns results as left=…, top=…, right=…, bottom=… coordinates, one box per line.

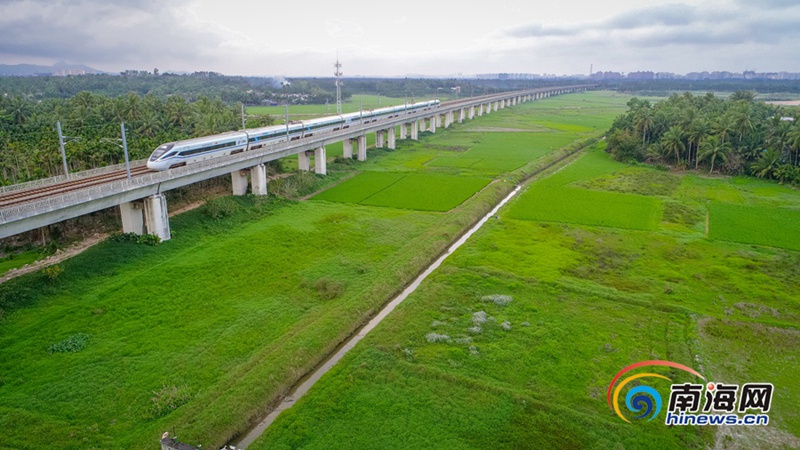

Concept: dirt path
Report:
left=0, top=200, right=211, bottom=285
left=0, top=233, right=109, bottom=284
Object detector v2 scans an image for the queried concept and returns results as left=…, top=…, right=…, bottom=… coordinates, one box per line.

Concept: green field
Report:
left=314, top=172, right=491, bottom=212
left=252, top=110, right=800, bottom=449
left=0, top=91, right=633, bottom=449
left=709, top=203, right=800, bottom=250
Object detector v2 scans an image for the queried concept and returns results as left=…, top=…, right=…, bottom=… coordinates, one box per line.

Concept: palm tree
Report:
left=166, top=95, right=193, bottom=128
left=698, top=136, right=731, bottom=173
left=687, top=118, right=711, bottom=168
left=634, top=107, right=654, bottom=146
left=661, top=126, right=686, bottom=164
left=713, top=113, right=736, bottom=145
left=751, top=148, right=781, bottom=179
left=6, top=96, right=32, bottom=125
left=787, top=125, right=800, bottom=166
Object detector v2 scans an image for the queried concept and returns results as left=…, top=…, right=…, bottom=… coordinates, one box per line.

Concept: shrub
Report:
left=110, top=232, right=161, bottom=245
left=203, top=196, right=241, bottom=219
left=150, top=384, right=193, bottom=418
left=314, top=277, right=344, bottom=300
left=48, top=333, right=90, bottom=354
left=41, top=264, right=63, bottom=281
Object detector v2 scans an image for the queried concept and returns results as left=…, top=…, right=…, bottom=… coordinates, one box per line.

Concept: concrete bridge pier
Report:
left=376, top=131, right=386, bottom=148
left=411, top=121, right=419, bottom=140
left=231, top=169, right=249, bottom=195
left=120, top=201, right=144, bottom=235
left=436, top=114, right=442, bottom=128
left=343, top=139, right=354, bottom=158
left=298, top=151, right=311, bottom=171
left=400, top=123, right=408, bottom=139
left=469, top=106, right=475, bottom=119
left=314, top=147, right=327, bottom=175
left=429, top=116, right=437, bottom=133
left=388, top=127, right=396, bottom=149
left=459, top=109, right=465, bottom=123
left=357, top=135, right=367, bottom=161
left=419, top=118, right=426, bottom=132
left=144, top=194, right=170, bottom=241
left=251, top=164, right=268, bottom=196
left=494, top=101, right=499, bottom=112
left=478, top=104, right=484, bottom=116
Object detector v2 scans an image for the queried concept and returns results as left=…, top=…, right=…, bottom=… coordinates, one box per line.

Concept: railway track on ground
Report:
left=0, top=166, right=150, bottom=208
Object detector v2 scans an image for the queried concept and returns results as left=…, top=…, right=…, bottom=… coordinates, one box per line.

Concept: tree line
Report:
left=606, top=91, right=800, bottom=185
left=0, top=92, right=273, bottom=184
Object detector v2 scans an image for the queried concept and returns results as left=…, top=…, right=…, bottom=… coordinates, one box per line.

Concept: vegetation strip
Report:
left=230, top=135, right=598, bottom=448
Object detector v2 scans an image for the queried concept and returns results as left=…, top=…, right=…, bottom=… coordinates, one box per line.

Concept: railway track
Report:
left=0, top=165, right=150, bottom=208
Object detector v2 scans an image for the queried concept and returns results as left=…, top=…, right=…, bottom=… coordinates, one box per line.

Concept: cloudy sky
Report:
left=1, top=0, right=799, bottom=77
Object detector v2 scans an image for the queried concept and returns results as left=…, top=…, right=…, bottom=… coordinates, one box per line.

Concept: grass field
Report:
left=314, top=172, right=491, bottom=212
left=0, top=91, right=631, bottom=449
left=708, top=202, right=800, bottom=251
left=251, top=108, right=800, bottom=449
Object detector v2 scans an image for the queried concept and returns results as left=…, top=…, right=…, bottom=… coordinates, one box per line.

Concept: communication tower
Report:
left=334, top=57, right=343, bottom=114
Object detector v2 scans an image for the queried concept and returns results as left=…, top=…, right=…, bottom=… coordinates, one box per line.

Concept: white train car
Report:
left=146, top=100, right=441, bottom=171
left=147, top=131, right=248, bottom=170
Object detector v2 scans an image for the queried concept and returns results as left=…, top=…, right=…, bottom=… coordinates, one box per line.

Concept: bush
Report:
left=41, top=264, right=63, bottom=281
left=110, top=232, right=161, bottom=245
left=314, top=277, right=344, bottom=300
left=150, top=384, right=193, bottom=418
left=48, top=333, right=90, bottom=354
left=203, top=196, right=241, bottom=219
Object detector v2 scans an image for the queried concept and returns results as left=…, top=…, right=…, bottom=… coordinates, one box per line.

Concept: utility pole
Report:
left=57, top=121, right=69, bottom=177
left=121, top=123, right=131, bottom=180
left=101, top=124, right=131, bottom=180
left=285, top=104, right=289, bottom=139
left=334, top=56, right=343, bottom=114
left=241, top=104, right=246, bottom=130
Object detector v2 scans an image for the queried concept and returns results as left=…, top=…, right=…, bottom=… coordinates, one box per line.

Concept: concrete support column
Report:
left=400, top=123, right=408, bottom=139
left=314, top=147, right=327, bottom=175
left=376, top=130, right=385, bottom=148
left=231, top=169, right=249, bottom=195
left=251, top=164, right=268, bottom=196
left=436, top=114, right=442, bottom=128
left=478, top=104, right=484, bottom=116
left=388, top=127, right=396, bottom=149
left=469, top=106, right=475, bottom=119
left=419, top=117, right=427, bottom=132
left=494, top=101, right=499, bottom=112
left=429, top=116, right=436, bottom=133
left=458, top=109, right=464, bottom=123
left=357, top=135, right=367, bottom=161
left=120, top=201, right=144, bottom=235
left=144, top=194, right=170, bottom=241
left=411, top=121, right=419, bottom=140
left=343, top=139, right=354, bottom=158
left=298, top=151, right=311, bottom=171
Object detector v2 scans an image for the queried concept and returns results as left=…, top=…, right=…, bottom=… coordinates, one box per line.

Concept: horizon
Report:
left=1, top=0, right=799, bottom=77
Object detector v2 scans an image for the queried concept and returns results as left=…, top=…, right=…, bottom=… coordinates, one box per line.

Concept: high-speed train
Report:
left=147, top=100, right=440, bottom=171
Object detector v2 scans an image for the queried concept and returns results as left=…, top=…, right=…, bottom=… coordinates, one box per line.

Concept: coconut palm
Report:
left=661, top=126, right=686, bottom=164
left=698, top=136, right=731, bottom=173
left=687, top=118, right=711, bottom=169
left=751, top=148, right=781, bottom=179
left=634, top=106, right=654, bottom=146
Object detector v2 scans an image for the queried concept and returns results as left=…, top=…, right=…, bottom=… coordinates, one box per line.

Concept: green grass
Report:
left=312, top=172, right=405, bottom=203
left=507, top=186, right=662, bottom=230
left=0, top=250, right=42, bottom=275
left=252, top=93, right=800, bottom=449
left=506, top=147, right=663, bottom=231
left=709, top=203, right=800, bottom=251
left=360, top=174, right=491, bottom=212
left=314, top=172, right=491, bottom=212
